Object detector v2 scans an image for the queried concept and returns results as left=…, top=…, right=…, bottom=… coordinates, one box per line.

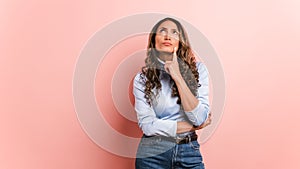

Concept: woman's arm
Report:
left=134, top=70, right=211, bottom=137
left=174, top=76, right=199, bottom=112
left=165, top=48, right=210, bottom=127
left=176, top=121, right=194, bottom=134
left=134, top=73, right=177, bottom=137
left=176, top=112, right=212, bottom=134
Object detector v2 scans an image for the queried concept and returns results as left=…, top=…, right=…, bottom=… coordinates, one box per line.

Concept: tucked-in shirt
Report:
left=133, top=59, right=210, bottom=138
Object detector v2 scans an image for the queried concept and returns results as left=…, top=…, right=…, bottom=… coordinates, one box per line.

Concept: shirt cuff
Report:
left=184, top=102, right=209, bottom=126
left=158, top=119, right=177, bottom=138
left=141, top=119, right=177, bottom=138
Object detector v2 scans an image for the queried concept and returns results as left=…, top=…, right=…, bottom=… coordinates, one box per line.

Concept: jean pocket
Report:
left=189, top=140, right=200, bottom=150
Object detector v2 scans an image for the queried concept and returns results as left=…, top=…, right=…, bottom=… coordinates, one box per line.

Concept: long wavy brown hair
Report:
left=141, top=17, right=200, bottom=106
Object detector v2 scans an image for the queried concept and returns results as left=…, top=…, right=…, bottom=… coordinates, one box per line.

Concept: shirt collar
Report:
left=155, top=57, right=171, bottom=80
left=156, top=57, right=165, bottom=65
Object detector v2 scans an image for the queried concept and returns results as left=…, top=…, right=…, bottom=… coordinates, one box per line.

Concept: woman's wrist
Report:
left=172, top=74, right=184, bottom=85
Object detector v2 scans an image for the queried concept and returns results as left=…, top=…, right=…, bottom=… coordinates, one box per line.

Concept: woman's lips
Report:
left=162, top=42, right=172, bottom=46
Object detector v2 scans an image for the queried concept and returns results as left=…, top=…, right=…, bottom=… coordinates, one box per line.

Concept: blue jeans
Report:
left=135, top=135, right=205, bottom=169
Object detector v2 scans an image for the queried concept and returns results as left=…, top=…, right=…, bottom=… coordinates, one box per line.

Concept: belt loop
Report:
left=175, top=136, right=180, bottom=144
left=188, top=134, right=191, bottom=143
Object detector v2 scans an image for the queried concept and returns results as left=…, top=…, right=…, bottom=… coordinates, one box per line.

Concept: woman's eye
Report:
left=159, top=29, right=166, bottom=33
left=173, top=30, right=178, bottom=34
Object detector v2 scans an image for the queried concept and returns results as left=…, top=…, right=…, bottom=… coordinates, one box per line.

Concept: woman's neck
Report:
left=158, top=51, right=173, bottom=62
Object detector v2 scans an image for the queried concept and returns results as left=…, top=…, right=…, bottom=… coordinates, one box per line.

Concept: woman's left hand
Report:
left=194, top=112, right=212, bottom=130
left=164, top=47, right=182, bottom=82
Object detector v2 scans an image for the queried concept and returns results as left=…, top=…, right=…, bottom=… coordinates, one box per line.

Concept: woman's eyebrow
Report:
left=159, top=27, right=178, bottom=31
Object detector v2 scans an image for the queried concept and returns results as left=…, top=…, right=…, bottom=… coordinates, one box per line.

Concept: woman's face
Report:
left=155, top=20, right=180, bottom=54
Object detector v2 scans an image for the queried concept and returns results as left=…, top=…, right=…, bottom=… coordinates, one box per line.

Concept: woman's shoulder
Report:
left=195, top=61, right=207, bottom=70
left=195, top=61, right=209, bottom=76
left=133, top=71, right=146, bottom=85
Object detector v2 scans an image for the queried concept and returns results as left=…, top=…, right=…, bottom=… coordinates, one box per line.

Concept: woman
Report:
left=133, top=17, right=211, bottom=169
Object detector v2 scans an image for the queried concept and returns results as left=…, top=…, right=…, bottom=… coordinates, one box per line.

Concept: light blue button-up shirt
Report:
left=133, top=58, right=210, bottom=138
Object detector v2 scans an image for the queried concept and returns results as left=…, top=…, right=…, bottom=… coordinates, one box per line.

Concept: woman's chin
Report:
left=156, top=49, right=173, bottom=54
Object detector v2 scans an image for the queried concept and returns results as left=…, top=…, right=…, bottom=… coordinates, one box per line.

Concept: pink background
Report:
left=1, top=0, right=300, bottom=168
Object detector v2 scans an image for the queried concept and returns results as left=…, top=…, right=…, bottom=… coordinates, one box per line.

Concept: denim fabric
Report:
left=135, top=135, right=205, bottom=169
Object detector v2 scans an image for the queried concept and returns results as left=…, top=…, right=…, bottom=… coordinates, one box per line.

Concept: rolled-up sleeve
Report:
left=133, top=74, right=177, bottom=137
left=184, top=62, right=210, bottom=126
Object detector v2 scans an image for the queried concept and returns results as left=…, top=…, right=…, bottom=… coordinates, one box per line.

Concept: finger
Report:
left=208, top=118, right=212, bottom=124
left=208, top=112, right=212, bottom=118
left=172, top=47, right=177, bottom=61
left=208, top=118, right=212, bottom=125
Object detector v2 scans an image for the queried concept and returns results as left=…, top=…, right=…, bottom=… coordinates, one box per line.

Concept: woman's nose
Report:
left=164, top=32, right=171, bottom=40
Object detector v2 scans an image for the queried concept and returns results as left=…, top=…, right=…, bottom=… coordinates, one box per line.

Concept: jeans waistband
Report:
left=143, top=132, right=198, bottom=144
